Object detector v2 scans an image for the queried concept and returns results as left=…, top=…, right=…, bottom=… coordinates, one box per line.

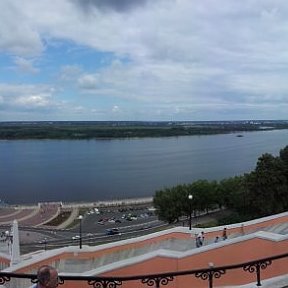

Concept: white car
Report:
left=72, top=235, right=80, bottom=240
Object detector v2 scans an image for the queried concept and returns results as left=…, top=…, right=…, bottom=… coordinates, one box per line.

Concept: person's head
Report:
left=37, top=265, right=58, bottom=288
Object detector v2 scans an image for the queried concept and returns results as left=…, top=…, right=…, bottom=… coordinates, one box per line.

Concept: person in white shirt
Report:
left=196, top=231, right=204, bottom=247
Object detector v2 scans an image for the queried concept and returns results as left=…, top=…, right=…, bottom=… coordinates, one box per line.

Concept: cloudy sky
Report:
left=1, top=0, right=288, bottom=121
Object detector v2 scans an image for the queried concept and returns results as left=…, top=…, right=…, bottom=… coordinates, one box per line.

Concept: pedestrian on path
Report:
left=222, top=227, right=227, bottom=240
left=241, top=223, right=245, bottom=235
left=196, top=231, right=204, bottom=247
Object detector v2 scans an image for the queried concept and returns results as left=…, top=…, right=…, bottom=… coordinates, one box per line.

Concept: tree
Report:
left=187, top=180, right=218, bottom=214
left=153, top=145, right=288, bottom=224
left=153, top=181, right=220, bottom=223
left=218, top=176, right=247, bottom=212
left=153, top=185, right=188, bottom=223
left=280, top=145, right=288, bottom=165
left=245, top=153, right=288, bottom=217
left=280, top=145, right=288, bottom=181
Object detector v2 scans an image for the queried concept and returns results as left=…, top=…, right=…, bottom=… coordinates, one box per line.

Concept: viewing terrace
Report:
left=0, top=211, right=288, bottom=287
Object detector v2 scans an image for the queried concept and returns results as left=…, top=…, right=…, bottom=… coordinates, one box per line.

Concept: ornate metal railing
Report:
left=1, top=252, right=288, bottom=288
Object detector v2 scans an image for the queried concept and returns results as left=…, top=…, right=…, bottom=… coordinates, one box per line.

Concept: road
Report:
left=0, top=208, right=227, bottom=254
left=6, top=206, right=166, bottom=254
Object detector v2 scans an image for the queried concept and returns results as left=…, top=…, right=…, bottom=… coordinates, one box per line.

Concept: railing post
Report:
left=208, top=271, right=213, bottom=288
left=243, top=260, right=272, bottom=287
left=256, top=263, right=261, bottom=286
left=195, top=263, right=225, bottom=288
left=208, top=262, right=214, bottom=288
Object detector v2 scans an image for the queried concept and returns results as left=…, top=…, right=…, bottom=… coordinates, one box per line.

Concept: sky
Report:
left=1, top=0, right=288, bottom=121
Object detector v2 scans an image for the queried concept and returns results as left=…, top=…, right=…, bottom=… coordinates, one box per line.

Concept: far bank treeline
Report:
left=1, top=121, right=288, bottom=139
left=153, top=145, right=288, bottom=224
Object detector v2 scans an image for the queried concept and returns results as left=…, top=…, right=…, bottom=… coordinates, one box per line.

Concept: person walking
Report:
left=196, top=231, right=204, bottom=247
left=196, top=233, right=201, bottom=247
left=222, top=227, right=227, bottom=240
left=33, top=265, right=58, bottom=288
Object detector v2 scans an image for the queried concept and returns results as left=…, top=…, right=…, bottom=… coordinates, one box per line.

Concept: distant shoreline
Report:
left=1, top=120, right=288, bottom=140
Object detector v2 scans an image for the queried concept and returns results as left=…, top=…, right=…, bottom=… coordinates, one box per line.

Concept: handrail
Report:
left=1, top=252, right=288, bottom=287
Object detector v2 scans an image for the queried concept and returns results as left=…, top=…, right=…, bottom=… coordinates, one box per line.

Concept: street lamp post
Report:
left=188, top=194, right=193, bottom=230
left=78, top=215, right=83, bottom=249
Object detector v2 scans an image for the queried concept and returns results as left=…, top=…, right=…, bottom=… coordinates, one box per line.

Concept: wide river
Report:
left=1, top=129, right=288, bottom=204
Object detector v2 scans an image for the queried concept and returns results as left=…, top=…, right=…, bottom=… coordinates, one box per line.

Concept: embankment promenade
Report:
left=8, top=197, right=154, bottom=209
left=0, top=197, right=154, bottom=229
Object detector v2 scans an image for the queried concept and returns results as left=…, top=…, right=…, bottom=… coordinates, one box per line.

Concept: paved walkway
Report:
left=0, top=205, right=60, bottom=227
left=57, top=207, right=79, bottom=229
left=0, top=209, right=36, bottom=224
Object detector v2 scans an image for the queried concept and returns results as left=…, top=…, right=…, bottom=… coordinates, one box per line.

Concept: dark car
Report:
left=106, top=228, right=120, bottom=235
left=97, top=219, right=104, bottom=225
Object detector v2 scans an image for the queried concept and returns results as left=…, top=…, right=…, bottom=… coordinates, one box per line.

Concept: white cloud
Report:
left=2, top=0, right=288, bottom=67
left=227, top=73, right=288, bottom=101
left=76, top=60, right=225, bottom=103
left=112, top=105, right=120, bottom=112
left=78, top=74, right=99, bottom=90
left=1, top=0, right=288, bottom=120
left=59, top=65, right=82, bottom=81
left=15, top=94, right=49, bottom=107
left=0, top=84, right=58, bottom=110
left=13, top=57, right=39, bottom=74
left=0, top=1, right=43, bottom=56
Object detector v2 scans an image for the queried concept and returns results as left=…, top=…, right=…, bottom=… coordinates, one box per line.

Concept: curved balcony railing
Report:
left=1, top=252, right=288, bottom=288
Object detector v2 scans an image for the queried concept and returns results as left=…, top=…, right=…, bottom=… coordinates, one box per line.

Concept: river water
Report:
left=0, top=130, right=287, bottom=204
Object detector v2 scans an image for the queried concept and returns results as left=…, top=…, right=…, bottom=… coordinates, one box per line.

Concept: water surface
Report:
left=1, top=130, right=287, bottom=204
